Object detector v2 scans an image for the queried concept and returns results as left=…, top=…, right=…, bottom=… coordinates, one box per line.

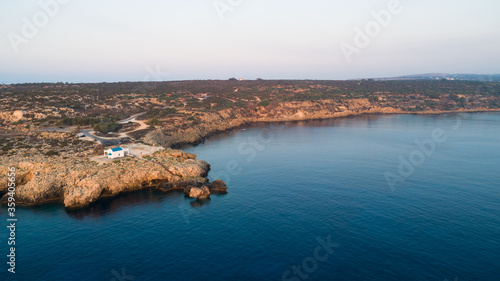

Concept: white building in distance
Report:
left=104, top=147, right=129, bottom=159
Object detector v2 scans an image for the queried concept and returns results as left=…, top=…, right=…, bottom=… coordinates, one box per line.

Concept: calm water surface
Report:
left=2, top=113, right=500, bottom=281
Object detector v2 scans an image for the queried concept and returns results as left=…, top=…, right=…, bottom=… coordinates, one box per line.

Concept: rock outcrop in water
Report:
left=0, top=149, right=224, bottom=209
left=208, top=179, right=228, bottom=193
left=186, top=185, right=211, bottom=199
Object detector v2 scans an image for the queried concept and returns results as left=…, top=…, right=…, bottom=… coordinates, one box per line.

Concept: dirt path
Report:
left=118, top=113, right=149, bottom=138
left=83, top=112, right=149, bottom=142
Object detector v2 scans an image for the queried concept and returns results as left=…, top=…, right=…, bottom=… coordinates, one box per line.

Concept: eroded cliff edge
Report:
left=143, top=98, right=499, bottom=148
left=0, top=149, right=227, bottom=209
left=143, top=99, right=401, bottom=147
left=1, top=98, right=497, bottom=209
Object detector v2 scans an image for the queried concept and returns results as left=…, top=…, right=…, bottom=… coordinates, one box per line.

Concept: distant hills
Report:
left=369, top=73, right=500, bottom=82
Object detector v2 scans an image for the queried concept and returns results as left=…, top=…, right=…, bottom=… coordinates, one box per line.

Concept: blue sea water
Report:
left=1, top=113, right=500, bottom=281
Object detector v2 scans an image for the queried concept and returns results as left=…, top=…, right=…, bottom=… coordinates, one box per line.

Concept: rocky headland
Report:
left=2, top=79, right=500, bottom=209
left=1, top=98, right=498, bottom=210
left=0, top=148, right=227, bottom=209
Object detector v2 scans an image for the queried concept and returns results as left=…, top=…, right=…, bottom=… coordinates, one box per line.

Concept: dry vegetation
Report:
left=1, top=79, right=499, bottom=148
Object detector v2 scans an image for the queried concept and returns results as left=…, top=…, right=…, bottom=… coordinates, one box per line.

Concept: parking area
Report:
left=89, top=143, right=164, bottom=164
left=125, top=143, right=161, bottom=157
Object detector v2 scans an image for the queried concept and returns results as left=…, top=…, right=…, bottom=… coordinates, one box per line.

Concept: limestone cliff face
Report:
left=0, top=149, right=212, bottom=209
left=144, top=99, right=401, bottom=147
left=253, top=99, right=398, bottom=122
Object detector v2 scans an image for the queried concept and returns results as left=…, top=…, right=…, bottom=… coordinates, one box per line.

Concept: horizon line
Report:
left=2, top=73, right=499, bottom=85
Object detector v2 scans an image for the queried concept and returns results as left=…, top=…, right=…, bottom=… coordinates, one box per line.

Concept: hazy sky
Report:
left=1, top=0, right=500, bottom=83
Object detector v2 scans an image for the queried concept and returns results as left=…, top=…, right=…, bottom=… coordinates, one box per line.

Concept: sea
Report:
left=1, top=113, right=500, bottom=281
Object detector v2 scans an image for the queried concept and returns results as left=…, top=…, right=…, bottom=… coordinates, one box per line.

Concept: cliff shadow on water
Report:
left=65, top=189, right=181, bottom=219
left=2, top=188, right=213, bottom=220
left=65, top=189, right=220, bottom=220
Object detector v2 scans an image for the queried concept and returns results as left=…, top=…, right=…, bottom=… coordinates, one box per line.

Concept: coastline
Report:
left=1, top=107, right=498, bottom=209
left=0, top=149, right=227, bottom=209
left=170, top=107, right=500, bottom=148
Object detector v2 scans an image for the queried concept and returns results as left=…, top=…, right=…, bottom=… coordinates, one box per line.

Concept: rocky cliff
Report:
left=144, top=99, right=400, bottom=147
left=0, top=149, right=226, bottom=209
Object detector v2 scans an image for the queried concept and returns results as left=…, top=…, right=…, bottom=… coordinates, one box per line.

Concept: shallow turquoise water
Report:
left=1, top=113, right=500, bottom=281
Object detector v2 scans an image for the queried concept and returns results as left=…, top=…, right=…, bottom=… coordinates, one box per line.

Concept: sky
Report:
left=1, top=0, right=500, bottom=83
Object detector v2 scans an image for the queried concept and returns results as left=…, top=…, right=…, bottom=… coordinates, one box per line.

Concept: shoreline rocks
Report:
left=186, top=185, right=210, bottom=199
left=2, top=106, right=497, bottom=210
left=209, top=179, right=228, bottom=193
left=0, top=149, right=227, bottom=209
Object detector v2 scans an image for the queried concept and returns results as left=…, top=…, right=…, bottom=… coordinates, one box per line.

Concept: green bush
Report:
left=258, top=100, right=270, bottom=107
left=148, top=118, right=162, bottom=126
left=93, top=122, right=122, bottom=134
left=1, top=142, right=13, bottom=152
left=45, top=150, right=59, bottom=156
